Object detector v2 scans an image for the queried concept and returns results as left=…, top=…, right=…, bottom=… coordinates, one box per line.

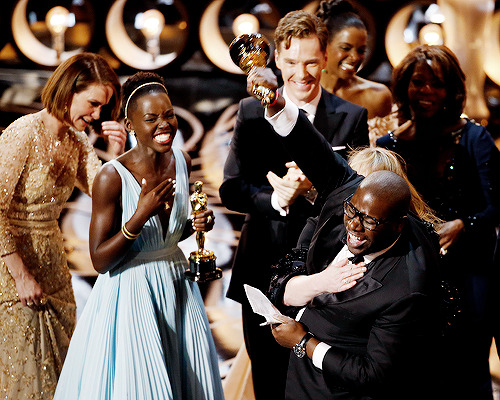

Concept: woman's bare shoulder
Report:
left=92, top=162, right=122, bottom=200
left=354, top=77, right=393, bottom=118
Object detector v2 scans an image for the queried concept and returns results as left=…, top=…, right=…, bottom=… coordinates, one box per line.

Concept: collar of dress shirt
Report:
left=282, top=87, right=321, bottom=123
left=338, top=233, right=401, bottom=265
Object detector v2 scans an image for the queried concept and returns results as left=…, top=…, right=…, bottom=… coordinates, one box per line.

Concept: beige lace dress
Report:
left=0, top=111, right=101, bottom=399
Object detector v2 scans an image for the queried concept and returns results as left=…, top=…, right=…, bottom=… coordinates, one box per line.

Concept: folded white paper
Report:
left=244, top=284, right=283, bottom=326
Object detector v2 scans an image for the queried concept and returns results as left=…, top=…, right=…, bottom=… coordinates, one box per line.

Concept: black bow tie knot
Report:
left=349, top=254, right=364, bottom=264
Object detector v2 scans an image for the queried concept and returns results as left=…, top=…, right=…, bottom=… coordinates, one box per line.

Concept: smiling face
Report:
left=325, top=26, right=367, bottom=81
left=275, top=35, right=327, bottom=107
left=407, top=61, right=447, bottom=120
left=344, top=187, right=403, bottom=256
left=67, top=83, right=114, bottom=132
left=126, top=90, right=178, bottom=152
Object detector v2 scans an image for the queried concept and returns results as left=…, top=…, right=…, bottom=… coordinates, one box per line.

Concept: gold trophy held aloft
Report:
left=185, top=181, right=222, bottom=282
left=229, top=32, right=275, bottom=106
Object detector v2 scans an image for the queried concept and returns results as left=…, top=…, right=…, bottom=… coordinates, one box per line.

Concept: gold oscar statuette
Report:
left=185, top=181, right=222, bottom=282
left=229, top=32, right=275, bottom=106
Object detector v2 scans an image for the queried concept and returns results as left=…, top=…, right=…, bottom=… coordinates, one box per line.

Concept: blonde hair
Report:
left=348, top=147, right=443, bottom=226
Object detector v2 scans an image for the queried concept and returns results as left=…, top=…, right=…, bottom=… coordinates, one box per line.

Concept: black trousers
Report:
left=241, top=301, right=291, bottom=400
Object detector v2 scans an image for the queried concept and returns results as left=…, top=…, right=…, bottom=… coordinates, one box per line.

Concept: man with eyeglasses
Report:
left=245, top=66, right=442, bottom=399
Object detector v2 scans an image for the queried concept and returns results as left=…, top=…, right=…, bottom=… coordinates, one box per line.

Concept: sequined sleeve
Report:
left=73, top=130, right=102, bottom=197
left=0, top=118, right=33, bottom=256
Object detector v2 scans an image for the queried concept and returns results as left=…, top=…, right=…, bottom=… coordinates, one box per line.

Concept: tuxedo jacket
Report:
left=220, top=89, right=368, bottom=303
left=279, top=113, right=442, bottom=400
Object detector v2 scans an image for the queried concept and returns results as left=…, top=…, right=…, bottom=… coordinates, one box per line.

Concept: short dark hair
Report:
left=317, top=0, right=366, bottom=44
left=121, top=71, right=168, bottom=118
left=392, top=44, right=466, bottom=124
left=274, top=10, right=328, bottom=54
left=41, top=52, right=121, bottom=123
left=359, top=170, right=411, bottom=220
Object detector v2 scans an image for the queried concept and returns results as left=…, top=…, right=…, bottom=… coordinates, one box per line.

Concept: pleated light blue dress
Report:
left=54, top=148, right=225, bottom=400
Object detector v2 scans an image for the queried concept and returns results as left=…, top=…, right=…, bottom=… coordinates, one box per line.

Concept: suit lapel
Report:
left=310, top=235, right=407, bottom=307
left=311, top=259, right=383, bottom=306
left=307, top=181, right=359, bottom=273
left=314, top=90, right=347, bottom=144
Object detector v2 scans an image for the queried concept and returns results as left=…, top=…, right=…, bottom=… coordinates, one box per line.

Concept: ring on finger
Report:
left=207, top=215, right=214, bottom=224
left=164, top=202, right=170, bottom=210
left=26, top=301, right=33, bottom=307
left=343, top=278, right=348, bottom=285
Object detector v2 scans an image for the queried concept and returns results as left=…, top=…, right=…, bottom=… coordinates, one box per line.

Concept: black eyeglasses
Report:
left=343, top=195, right=390, bottom=231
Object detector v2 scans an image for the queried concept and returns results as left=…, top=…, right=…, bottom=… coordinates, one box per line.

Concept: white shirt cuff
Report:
left=264, top=100, right=299, bottom=137
left=312, top=342, right=331, bottom=370
left=271, top=191, right=289, bottom=216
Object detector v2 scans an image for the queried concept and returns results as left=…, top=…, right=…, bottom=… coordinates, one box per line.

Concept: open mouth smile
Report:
left=347, top=231, right=367, bottom=248
left=153, top=132, right=172, bottom=145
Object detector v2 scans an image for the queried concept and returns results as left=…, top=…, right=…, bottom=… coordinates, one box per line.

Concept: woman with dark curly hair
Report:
left=377, top=44, right=500, bottom=400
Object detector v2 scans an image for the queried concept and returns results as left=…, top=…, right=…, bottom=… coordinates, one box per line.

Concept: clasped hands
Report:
left=267, top=162, right=313, bottom=209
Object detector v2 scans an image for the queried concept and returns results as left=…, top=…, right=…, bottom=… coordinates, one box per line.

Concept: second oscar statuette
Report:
left=185, top=181, right=222, bottom=282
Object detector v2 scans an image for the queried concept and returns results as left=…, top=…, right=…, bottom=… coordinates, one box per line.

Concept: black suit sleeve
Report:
left=281, top=111, right=359, bottom=197
left=219, top=99, right=278, bottom=217
left=296, top=216, right=318, bottom=249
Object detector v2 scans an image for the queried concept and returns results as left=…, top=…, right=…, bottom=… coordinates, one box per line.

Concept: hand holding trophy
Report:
left=185, top=181, right=222, bottom=282
left=229, top=32, right=276, bottom=106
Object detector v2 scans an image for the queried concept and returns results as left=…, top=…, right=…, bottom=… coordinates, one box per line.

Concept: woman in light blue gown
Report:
left=54, top=72, right=225, bottom=400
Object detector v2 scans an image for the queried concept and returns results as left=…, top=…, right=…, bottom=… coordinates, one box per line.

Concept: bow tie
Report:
left=349, top=254, right=364, bottom=264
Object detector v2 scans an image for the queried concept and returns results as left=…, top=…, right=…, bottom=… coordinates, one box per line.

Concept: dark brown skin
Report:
left=271, top=316, right=320, bottom=360
left=89, top=90, right=215, bottom=274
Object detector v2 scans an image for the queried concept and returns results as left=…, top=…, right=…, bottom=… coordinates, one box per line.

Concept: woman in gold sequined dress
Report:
left=0, top=53, right=122, bottom=399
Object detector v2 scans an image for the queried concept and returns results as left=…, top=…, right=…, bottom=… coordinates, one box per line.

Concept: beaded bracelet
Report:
left=121, top=224, right=141, bottom=240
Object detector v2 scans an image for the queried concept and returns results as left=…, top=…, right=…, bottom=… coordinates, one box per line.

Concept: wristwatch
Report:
left=293, top=332, right=314, bottom=359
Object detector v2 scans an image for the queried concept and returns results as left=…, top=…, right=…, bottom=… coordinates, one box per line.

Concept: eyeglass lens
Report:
left=343, top=201, right=379, bottom=230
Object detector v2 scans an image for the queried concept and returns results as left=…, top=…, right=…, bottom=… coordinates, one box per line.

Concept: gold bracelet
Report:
left=121, top=224, right=141, bottom=240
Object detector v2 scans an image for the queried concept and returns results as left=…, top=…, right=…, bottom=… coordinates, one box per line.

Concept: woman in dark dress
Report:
left=377, top=44, right=500, bottom=400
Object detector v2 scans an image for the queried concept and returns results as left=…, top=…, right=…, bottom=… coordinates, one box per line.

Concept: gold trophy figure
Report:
left=185, top=181, right=222, bottom=282
left=229, top=33, right=275, bottom=106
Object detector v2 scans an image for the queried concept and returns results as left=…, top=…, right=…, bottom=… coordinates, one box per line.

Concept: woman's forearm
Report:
left=2, top=252, right=29, bottom=280
left=283, top=274, right=324, bottom=306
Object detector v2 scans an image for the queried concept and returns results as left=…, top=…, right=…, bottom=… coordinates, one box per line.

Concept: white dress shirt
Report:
left=269, top=88, right=321, bottom=215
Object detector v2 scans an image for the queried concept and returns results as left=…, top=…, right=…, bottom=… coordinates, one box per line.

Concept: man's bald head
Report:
left=345, top=171, right=411, bottom=255
left=357, top=170, right=411, bottom=220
